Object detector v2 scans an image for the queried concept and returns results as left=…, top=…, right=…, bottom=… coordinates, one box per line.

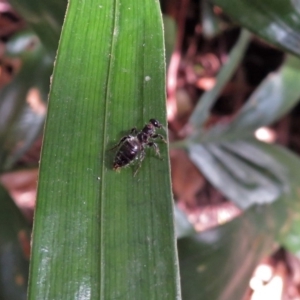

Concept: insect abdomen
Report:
left=113, top=140, right=140, bottom=169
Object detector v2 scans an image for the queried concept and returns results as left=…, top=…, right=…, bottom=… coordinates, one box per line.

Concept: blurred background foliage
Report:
left=1, top=0, right=300, bottom=299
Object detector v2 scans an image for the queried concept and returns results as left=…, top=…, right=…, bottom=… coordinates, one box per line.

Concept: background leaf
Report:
left=211, top=0, right=300, bottom=57
left=178, top=203, right=281, bottom=300
left=163, top=15, right=176, bottom=67
left=198, top=55, right=300, bottom=143
left=190, top=140, right=300, bottom=254
left=0, top=31, right=50, bottom=170
left=0, top=185, right=30, bottom=300
left=189, top=29, right=251, bottom=129
left=188, top=139, right=289, bottom=209
left=8, top=0, right=67, bottom=55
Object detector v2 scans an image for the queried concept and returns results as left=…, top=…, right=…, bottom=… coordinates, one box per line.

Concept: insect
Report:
left=110, top=119, right=167, bottom=176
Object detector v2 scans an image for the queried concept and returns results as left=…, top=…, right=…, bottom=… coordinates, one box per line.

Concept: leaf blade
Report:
left=211, top=0, right=300, bottom=57
left=28, top=0, right=180, bottom=299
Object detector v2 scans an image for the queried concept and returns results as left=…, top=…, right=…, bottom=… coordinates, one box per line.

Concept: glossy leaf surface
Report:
left=187, top=52, right=300, bottom=211
left=28, top=0, right=180, bottom=299
left=211, top=0, right=300, bottom=57
left=181, top=141, right=300, bottom=299
left=178, top=204, right=279, bottom=300
left=188, top=140, right=288, bottom=209
left=199, top=55, right=300, bottom=143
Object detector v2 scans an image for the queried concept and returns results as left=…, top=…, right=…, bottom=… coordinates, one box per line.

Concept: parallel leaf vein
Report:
left=100, top=0, right=119, bottom=297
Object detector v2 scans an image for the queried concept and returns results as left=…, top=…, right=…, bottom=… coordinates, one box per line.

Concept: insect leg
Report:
left=133, top=150, right=146, bottom=176
left=130, top=127, right=138, bottom=134
left=109, top=135, right=130, bottom=151
left=151, top=134, right=167, bottom=143
left=147, top=142, right=160, bottom=157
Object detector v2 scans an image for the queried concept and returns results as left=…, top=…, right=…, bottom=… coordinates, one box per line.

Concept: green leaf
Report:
left=185, top=53, right=300, bottom=211
left=188, top=29, right=251, bottom=129
left=28, top=0, right=180, bottom=299
left=199, top=55, right=300, bottom=143
left=179, top=140, right=300, bottom=299
left=201, top=0, right=221, bottom=39
left=174, top=205, right=195, bottom=239
left=178, top=203, right=282, bottom=300
left=8, top=0, right=67, bottom=55
left=0, top=31, right=51, bottom=170
left=187, top=137, right=300, bottom=250
left=255, top=142, right=300, bottom=254
left=0, top=184, right=30, bottom=300
left=188, top=139, right=289, bottom=209
left=163, top=15, right=176, bottom=67
left=211, top=0, right=300, bottom=57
